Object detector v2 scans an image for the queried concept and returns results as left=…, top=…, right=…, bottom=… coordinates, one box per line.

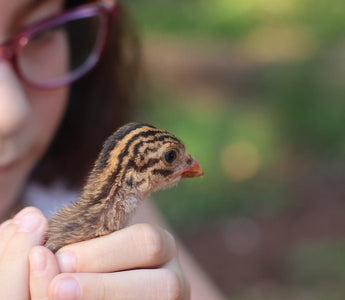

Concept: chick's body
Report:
left=45, top=122, right=203, bottom=252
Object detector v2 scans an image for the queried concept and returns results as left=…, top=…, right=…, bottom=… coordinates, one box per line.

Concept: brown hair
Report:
left=31, top=1, right=142, bottom=188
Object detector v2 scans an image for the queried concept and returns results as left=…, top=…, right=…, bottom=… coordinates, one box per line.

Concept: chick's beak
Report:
left=181, top=158, right=204, bottom=178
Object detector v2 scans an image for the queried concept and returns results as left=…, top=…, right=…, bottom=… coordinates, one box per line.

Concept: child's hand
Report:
left=0, top=207, right=53, bottom=299
left=0, top=207, right=189, bottom=299
left=49, top=223, right=189, bottom=299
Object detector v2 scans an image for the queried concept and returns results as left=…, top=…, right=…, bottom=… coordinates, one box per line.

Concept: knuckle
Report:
left=160, top=269, right=183, bottom=300
left=137, top=223, right=165, bottom=262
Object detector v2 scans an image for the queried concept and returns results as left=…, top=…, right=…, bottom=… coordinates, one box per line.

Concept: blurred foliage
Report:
left=288, top=239, right=345, bottom=284
left=129, top=0, right=345, bottom=43
left=127, top=0, right=345, bottom=296
left=128, top=0, right=345, bottom=228
left=258, top=60, right=345, bottom=157
left=234, top=285, right=345, bottom=300
left=141, top=89, right=292, bottom=230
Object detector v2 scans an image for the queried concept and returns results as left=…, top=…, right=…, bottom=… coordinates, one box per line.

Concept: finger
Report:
left=0, top=221, right=18, bottom=257
left=0, top=219, right=11, bottom=231
left=0, top=207, right=35, bottom=254
left=29, top=246, right=60, bottom=300
left=0, top=207, right=46, bottom=258
left=0, top=207, right=47, bottom=299
left=56, top=223, right=176, bottom=273
left=49, top=269, right=185, bottom=300
left=164, top=258, right=191, bottom=299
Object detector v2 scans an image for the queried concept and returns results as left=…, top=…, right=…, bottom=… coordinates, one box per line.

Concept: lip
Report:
left=181, top=158, right=204, bottom=178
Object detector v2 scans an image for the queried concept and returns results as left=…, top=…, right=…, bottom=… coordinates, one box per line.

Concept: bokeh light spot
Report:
left=221, top=141, right=261, bottom=181
left=238, top=25, right=317, bottom=63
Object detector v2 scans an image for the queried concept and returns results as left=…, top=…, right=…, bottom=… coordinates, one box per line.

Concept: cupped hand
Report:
left=0, top=208, right=189, bottom=299
left=0, top=206, right=57, bottom=299
left=49, top=223, right=190, bottom=300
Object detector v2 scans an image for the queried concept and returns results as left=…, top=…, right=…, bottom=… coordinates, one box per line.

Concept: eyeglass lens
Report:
left=17, top=14, right=104, bottom=87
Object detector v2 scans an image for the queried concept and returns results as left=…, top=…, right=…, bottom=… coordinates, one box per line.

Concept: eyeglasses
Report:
left=0, top=2, right=119, bottom=89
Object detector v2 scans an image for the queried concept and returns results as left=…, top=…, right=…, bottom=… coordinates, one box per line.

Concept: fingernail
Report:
left=55, top=278, right=80, bottom=300
left=30, top=247, right=47, bottom=272
left=14, top=212, right=41, bottom=232
left=57, top=251, right=76, bottom=272
left=13, top=207, right=36, bottom=222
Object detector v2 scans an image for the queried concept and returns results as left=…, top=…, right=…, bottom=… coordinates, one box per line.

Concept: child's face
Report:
left=0, top=0, right=68, bottom=218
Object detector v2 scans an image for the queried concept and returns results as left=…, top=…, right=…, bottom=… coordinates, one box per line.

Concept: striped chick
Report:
left=45, top=122, right=203, bottom=252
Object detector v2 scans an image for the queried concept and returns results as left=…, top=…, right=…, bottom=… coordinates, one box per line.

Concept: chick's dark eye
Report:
left=164, top=149, right=177, bottom=164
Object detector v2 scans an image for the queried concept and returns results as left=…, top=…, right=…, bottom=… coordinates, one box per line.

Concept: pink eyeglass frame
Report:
left=0, top=1, right=119, bottom=89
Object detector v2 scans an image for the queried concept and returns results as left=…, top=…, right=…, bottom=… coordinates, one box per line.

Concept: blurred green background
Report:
left=128, top=0, right=345, bottom=298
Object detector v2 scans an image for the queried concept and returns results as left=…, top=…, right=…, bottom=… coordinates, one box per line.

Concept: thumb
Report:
left=29, top=246, right=60, bottom=299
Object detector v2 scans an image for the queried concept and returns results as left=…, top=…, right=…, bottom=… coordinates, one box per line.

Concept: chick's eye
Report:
left=164, top=149, right=177, bottom=164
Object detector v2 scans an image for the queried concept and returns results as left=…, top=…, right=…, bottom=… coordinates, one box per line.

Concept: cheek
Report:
left=18, top=13, right=69, bottom=85
left=27, top=86, right=68, bottom=154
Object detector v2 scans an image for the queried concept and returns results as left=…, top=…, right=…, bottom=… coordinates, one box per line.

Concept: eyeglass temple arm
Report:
left=100, top=0, right=121, bottom=16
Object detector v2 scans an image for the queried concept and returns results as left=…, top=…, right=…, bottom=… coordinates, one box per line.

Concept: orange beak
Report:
left=181, top=158, right=204, bottom=178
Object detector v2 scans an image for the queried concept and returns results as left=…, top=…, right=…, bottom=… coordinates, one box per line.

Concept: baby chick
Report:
left=45, top=122, right=203, bottom=252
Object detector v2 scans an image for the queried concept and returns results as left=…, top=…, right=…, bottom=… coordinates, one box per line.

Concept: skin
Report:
left=0, top=0, right=68, bottom=220
left=0, top=0, right=190, bottom=299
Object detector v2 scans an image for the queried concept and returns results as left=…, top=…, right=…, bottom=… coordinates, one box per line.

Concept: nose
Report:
left=0, top=61, right=30, bottom=136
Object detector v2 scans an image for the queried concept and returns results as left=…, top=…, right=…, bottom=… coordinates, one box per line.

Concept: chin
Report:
left=0, top=173, right=25, bottom=219
left=0, top=156, right=35, bottom=212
